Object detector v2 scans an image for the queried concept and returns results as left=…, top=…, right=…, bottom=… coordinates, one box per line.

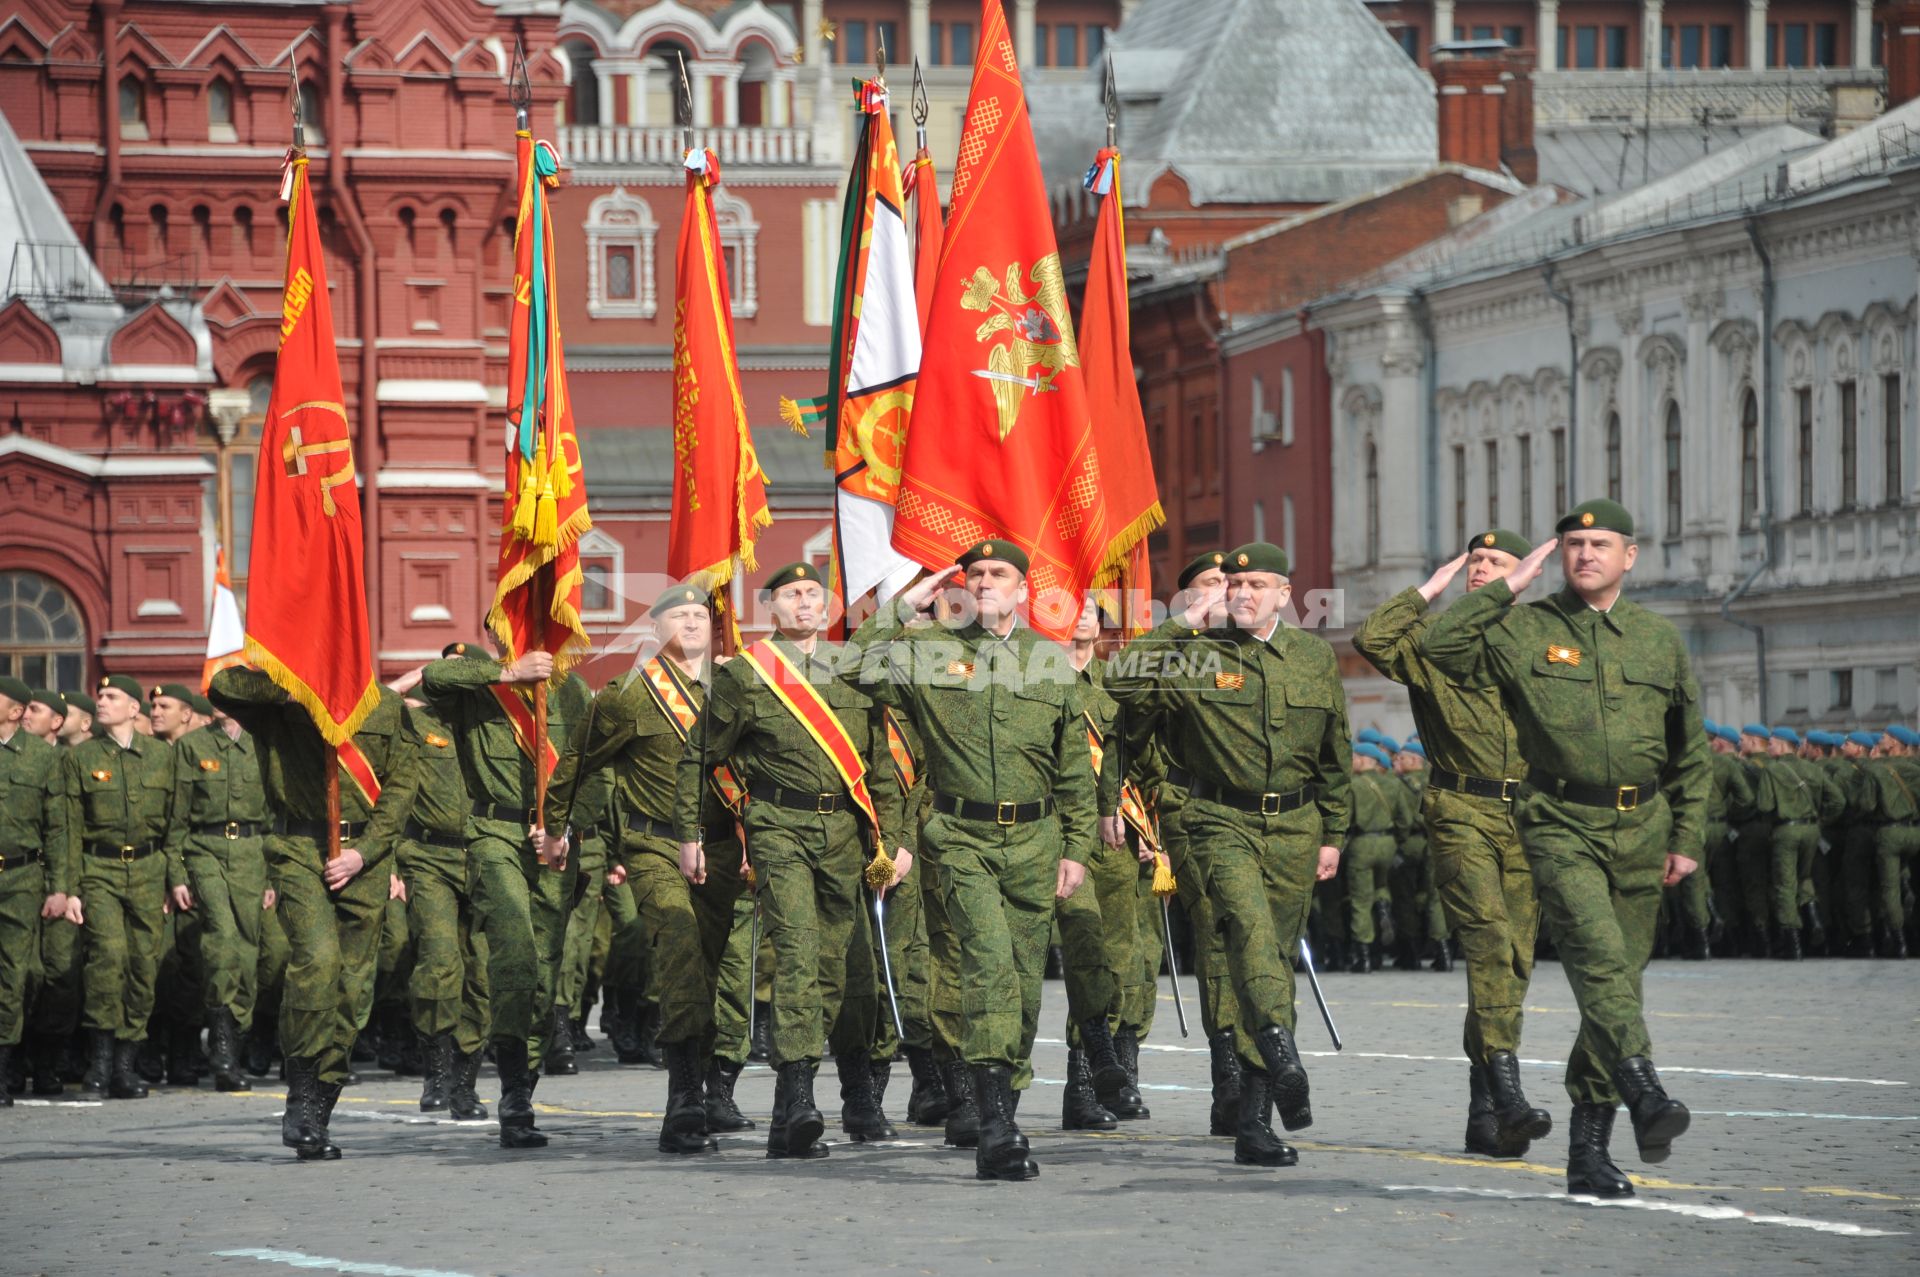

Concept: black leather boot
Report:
left=244, top=1018, right=276, bottom=1078
left=870, top=1058, right=893, bottom=1113
left=301, top=1077, right=343, bottom=1161
left=1207, top=1030, right=1242, bottom=1137
left=570, top=1016, right=593, bottom=1053
left=972, top=1064, right=1038, bottom=1181
left=904, top=1045, right=950, bottom=1125
left=837, top=1053, right=896, bottom=1141
left=494, top=1038, right=548, bottom=1149
left=942, top=1058, right=980, bottom=1148
left=0, top=1046, right=12, bottom=1105
left=281, top=1055, right=320, bottom=1154
left=419, top=1033, right=453, bottom=1112
left=659, top=1039, right=713, bottom=1154
left=1232, top=1065, right=1297, bottom=1167
left=1346, top=943, right=1369, bottom=974
left=1682, top=921, right=1710, bottom=960
left=1612, top=1056, right=1689, bottom=1164
left=1484, top=1050, right=1553, bottom=1146
left=80, top=1030, right=112, bottom=1098
left=545, top=1005, right=577, bottom=1077
left=1801, top=902, right=1827, bottom=956
left=1373, top=900, right=1396, bottom=949
left=746, top=1004, right=770, bottom=1064
left=1109, top=1026, right=1150, bottom=1120
left=448, top=1048, right=488, bottom=1121
left=1061, top=1047, right=1117, bottom=1131
left=133, top=1022, right=165, bottom=1084
left=110, top=1039, right=150, bottom=1099
left=1464, top=1063, right=1510, bottom=1157
left=1771, top=925, right=1802, bottom=960
left=1566, top=1101, right=1634, bottom=1197
left=766, top=1061, right=828, bottom=1159
left=1252, top=1024, right=1311, bottom=1130
left=165, top=1021, right=201, bottom=1086
left=209, top=1009, right=250, bottom=1093
left=29, top=1035, right=65, bottom=1097
left=1429, top=937, right=1455, bottom=973
left=1076, top=1016, right=1130, bottom=1096
left=704, top=1056, right=755, bottom=1132
left=609, top=989, right=645, bottom=1064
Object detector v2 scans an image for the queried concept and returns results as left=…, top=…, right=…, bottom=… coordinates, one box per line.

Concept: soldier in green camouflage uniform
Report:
left=1387, top=741, right=1452, bottom=971
left=1341, top=744, right=1412, bottom=973
left=32, top=691, right=93, bottom=1090
left=1748, top=727, right=1841, bottom=960
left=674, top=564, right=902, bottom=1160
left=1110, top=541, right=1351, bottom=1172
left=547, top=733, right=612, bottom=1079
left=548, top=586, right=749, bottom=1154
left=1700, top=724, right=1754, bottom=958
left=1423, top=500, right=1707, bottom=1199
left=65, top=675, right=177, bottom=1101
left=144, top=684, right=212, bottom=1087
left=0, top=676, right=68, bottom=1103
left=210, top=666, right=405, bottom=1160
left=1858, top=729, right=1919, bottom=956
left=165, top=707, right=270, bottom=1093
left=422, top=642, right=586, bottom=1150
left=1356, top=530, right=1557, bottom=1157
left=383, top=661, right=490, bottom=1120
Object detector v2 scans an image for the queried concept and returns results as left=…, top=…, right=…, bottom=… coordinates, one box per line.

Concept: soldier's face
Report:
left=1180, top=568, right=1228, bottom=623
left=1393, top=752, right=1422, bottom=772
left=1711, top=736, right=1734, bottom=754
left=770, top=580, right=826, bottom=635
left=1465, top=547, right=1521, bottom=591
left=133, top=712, right=154, bottom=736
left=0, top=694, right=22, bottom=730
left=23, top=702, right=63, bottom=738
left=653, top=603, right=712, bottom=659
left=1767, top=736, right=1791, bottom=756
left=61, top=710, right=92, bottom=741
left=1840, top=741, right=1862, bottom=757
left=1072, top=599, right=1101, bottom=642
left=1225, top=572, right=1290, bottom=629
left=95, top=687, right=138, bottom=728
left=150, top=695, right=190, bottom=737
left=1560, top=530, right=1635, bottom=595
left=1740, top=733, right=1767, bottom=753
left=965, top=561, right=1026, bottom=625
left=1353, top=755, right=1377, bottom=773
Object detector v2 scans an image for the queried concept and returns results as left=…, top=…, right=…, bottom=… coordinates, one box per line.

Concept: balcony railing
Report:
left=1533, top=67, right=1884, bottom=128
left=557, top=125, right=815, bottom=168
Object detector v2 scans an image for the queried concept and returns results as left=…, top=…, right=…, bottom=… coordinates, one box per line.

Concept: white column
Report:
left=803, top=0, right=825, bottom=69
left=716, top=65, right=742, bottom=127
left=1433, top=0, right=1456, bottom=46
left=690, top=65, right=712, bottom=127
left=596, top=64, right=615, bottom=128
left=632, top=63, right=653, bottom=127
left=910, top=0, right=932, bottom=66
left=1643, top=0, right=1665, bottom=69
left=1537, top=0, right=1559, bottom=69
left=1014, top=0, right=1037, bottom=68
left=1853, top=0, right=1875, bottom=67
left=1747, top=0, right=1768, bottom=69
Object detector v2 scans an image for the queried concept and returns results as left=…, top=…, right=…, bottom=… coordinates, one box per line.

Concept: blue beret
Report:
left=1712, top=725, right=1741, bottom=745
left=1848, top=731, right=1880, bottom=747
left=1401, top=740, right=1424, bottom=756
left=1356, top=728, right=1383, bottom=745
left=1741, top=723, right=1770, bottom=739
left=1891, top=726, right=1920, bottom=746
left=1377, top=735, right=1401, bottom=755
left=1702, top=718, right=1719, bottom=734
left=1772, top=727, right=1800, bottom=745
left=1355, top=743, right=1392, bottom=768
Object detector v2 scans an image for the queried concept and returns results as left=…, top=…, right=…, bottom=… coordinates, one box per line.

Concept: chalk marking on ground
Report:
left=213, top=1248, right=485, bottom=1277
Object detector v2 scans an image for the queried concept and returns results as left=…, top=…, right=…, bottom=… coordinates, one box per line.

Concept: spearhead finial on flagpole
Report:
left=676, top=51, right=694, bottom=155
left=876, top=28, right=887, bottom=85
left=510, top=38, right=532, bottom=131
left=1103, top=50, right=1118, bottom=149
left=288, top=61, right=304, bottom=150
left=912, top=56, right=928, bottom=149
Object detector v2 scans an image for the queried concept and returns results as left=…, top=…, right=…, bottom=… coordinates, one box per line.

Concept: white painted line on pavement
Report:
left=1383, top=1184, right=1908, bottom=1237
left=213, top=1248, right=485, bottom=1277
left=1694, top=1109, right=1920, bottom=1121
left=10, top=1097, right=104, bottom=1107
left=325, top=1109, right=497, bottom=1131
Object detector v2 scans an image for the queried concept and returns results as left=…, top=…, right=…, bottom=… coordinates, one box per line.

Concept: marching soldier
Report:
left=421, top=640, right=586, bottom=1149
left=546, top=732, right=613, bottom=1080
left=1729, top=724, right=1776, bottom=956
left=1751, top=726, right=1841, bottom=960
left=209, top=667, right=406, bottom=1160
left=674, top=564, right=903, bottom=1160
left=1423, top=500, right=1707, bottom=1199
left=164, top=702, right=270, bottom=1093
left=1700, top=723, right=1754, bottom=959
left=851, top=542, right=1097, bottom=1181
left=65, top=675, right=178, bottom=1101
left=1110, top=541, right=1351, bottom=1172
left=0, top=676, right=67, bottom=1104
left=1342, top=743, right=1411, bottom=974
left=546, top=586, right=750, bottom=1154
left=1355, top=530, right=1554, bottom=1158
left=1859, top=728, right=1919, bottom=957
left=30, top=691, right=93, bottom=1094
left=1387, top=740, right=1452, bottom=972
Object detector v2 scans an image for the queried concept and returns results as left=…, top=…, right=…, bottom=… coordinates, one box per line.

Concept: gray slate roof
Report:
left=1536, top=122, right=1778, bottom=198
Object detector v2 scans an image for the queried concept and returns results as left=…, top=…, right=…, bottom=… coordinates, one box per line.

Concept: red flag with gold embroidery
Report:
left=890, top=0, right=1122, bottom=640
left=908, top=124, right=944, bottom=335
left=243, top=153, right=377, bottom=745
left=669, top=148, right=770, bottom=589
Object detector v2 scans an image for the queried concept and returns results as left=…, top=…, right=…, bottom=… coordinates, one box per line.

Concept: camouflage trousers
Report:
left=469, top=822, right=571, bottom=1070
left=866, top=857, right=930, bottom=1060
left=1343, top=832, right=1397, bottom=944
left=712, top=884, right=773, bottom=1066
left=1427, top=788, right=1538, bottom=1063
left=1390, top=835, right=1451, bottom=949
left=79, top=852, right=168, bottom=1041
left=555, top=834, right=609, bottom=1024
left=399, top=836, right=489, bottom=1056
left=181, top=836, right=267, bottom=1026
left=1164, top=808, right=1238, bottom=1040
left=624, top=833, right=742, bottom=1047
left=1765, top=822, right=1820, bottom=930
left=0, top=861, right=42, bottom=1046
left=265, top=834, right=387, bottom=1086
left=747, top=806, right=870, bottom=1068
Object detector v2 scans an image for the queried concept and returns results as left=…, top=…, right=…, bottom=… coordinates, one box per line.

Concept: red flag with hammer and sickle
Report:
left=243, top=153, right=378, bottom=744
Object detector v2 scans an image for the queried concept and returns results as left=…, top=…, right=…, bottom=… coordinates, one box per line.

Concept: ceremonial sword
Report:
left=1298, top=937, right=1342, bottom=1051
left=872, top=889, right=906, bottom=1041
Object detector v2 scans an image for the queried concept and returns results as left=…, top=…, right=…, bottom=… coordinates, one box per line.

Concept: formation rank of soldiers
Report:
left=3, top=501, right=1917, bottom=1191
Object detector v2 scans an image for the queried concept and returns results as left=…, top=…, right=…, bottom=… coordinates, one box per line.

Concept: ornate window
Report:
left=1884, top=373, right=1903, bottom=507
left=1364, top=441, right=1380, bottom=566
left=1796, top=388, right=1814, bottom=514
left=584, top=187, right=658, bottom=319
left=1484, top=439, right=1499, bottom=528
left=0, top=572, right=86, bottom=690
left=1740, top=392, right=1760, bottom=527
left=118, top=76, right=148, bottom=140
left=1551, top=428, right=1567, bottom=518
left=207, top=80, right=236, bottom=142
left=1663, top=401, right=1682, bottom=538
left=1452, top=445, right=1467, bottom=551
left=1605, top=412, right=1622, bottom=503
left=1517, top=433, right=1533, bottom=538
left=712, top=189, right=760, bottom=319
left=575, top=528, right=624, bottom=623
left=1839, top=379, right=1858, bottom=509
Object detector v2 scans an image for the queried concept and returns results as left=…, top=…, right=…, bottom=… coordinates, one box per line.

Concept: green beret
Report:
left=759, top=561, right=824, bottom=596
left=441, top=641, right=484, bottom=659
left=957, top=539, right=1029, bottom=575
left=29, top=688, right=67, bottom=716
left=185, top=692, right=215, bottom=717
left=0, top=675, right=30, bottom=706
left=1469, top=528, right=1533, bottom=559
left=1177, top=550, right=1227, bottom=591
left=1555, top=498, right=1634, bottom=538
left=1224, top=541, right=1290, bottom=576
left=98, top=674, right=143, bottom=701
left=649, top=584, right=710, bottom=618
left=62, top=691, right=95, bottom=717
left=152, top=682, right=197, bottom=705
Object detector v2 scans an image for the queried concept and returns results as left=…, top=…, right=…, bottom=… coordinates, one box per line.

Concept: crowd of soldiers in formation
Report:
left=2, top=512, right=1916, bottom=1199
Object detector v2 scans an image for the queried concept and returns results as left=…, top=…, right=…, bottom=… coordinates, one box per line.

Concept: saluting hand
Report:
left=1417, top=552, right=1469, bottom=604
left=899, top=566, right=961, bottom=617
left=1505, top=538, right=1560, bottom=597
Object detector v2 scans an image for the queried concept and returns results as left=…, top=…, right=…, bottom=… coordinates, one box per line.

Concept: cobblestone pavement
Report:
left=4, top=958, right=1916, bottom=1277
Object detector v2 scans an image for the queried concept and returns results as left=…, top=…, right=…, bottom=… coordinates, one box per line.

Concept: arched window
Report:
left=298, top=80, right=324, bottom=144
left=0, top=572, right=87, bottom=690
left=207, top=80, right=235, bottom=141
left=563, top=41, right=600, bottom=126
left=1364, top=441, right=1380, bottom=566
left=1740, top=391, right=1760, bottom=526
left=1606, top=411, right=1622, bottom=502
left=1663, top=401, right=1682, bottom=537
left=584, top=187, right=658, bottom=319
left=118, top=76, right=147, bottom=139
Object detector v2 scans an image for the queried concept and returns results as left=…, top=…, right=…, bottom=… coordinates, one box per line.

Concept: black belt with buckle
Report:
left=1428, top=767, right=1519, bottom=803
left=86, top=840, right=160, bottom=861
left=1165, top=766, right=1193, bottom=791
left=274, top=818, right=371, bottom=843
left=195, top=820, right=263, bottom=840
left=930, top=794, right=1056, bottom=825
left=1528, top=771, right=1655, bottom=812
left=622, top=809, right=679, bottom=843
left=403, top=820, right=467, bottom=850
left=1187, top=779, right=1314, bottom=817
left=0, top=848, right=45, bottom=872
left=478, top=802, right=542, bottom=826
left=748, top=781, right=852, bottom=815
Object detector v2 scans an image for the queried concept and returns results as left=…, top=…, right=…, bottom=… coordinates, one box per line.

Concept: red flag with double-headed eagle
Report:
left=890, top=0, right=1125, bottom=640
left=669, top=148, right=770, bottom=591
left=489, top=130, right=591, bottom=671
left=242, top=152, right=377, bottom=744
